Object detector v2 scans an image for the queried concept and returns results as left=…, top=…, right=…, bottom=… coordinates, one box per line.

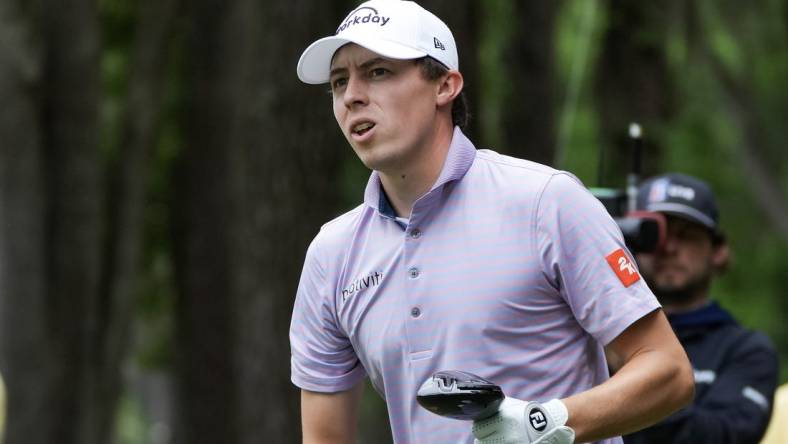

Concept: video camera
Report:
left=589, top=123, right=666, bottom=254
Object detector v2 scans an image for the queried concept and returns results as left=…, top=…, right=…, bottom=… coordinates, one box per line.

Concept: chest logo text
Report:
left=342, top=271, right=384, bottom=301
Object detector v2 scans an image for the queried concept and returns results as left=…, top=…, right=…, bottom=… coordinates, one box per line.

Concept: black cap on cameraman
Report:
left=636, top=173, right=720, bottom=233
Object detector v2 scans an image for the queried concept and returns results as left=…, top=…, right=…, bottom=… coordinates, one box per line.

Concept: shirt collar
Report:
left=363, top=126, right=477, bottom=215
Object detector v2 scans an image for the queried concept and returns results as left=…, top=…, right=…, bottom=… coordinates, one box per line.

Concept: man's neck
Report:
left=378, top=122, right=454, bottom=218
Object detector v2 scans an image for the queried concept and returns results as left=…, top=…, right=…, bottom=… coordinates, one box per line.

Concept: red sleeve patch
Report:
left=605, top=248, right=640, bottom=287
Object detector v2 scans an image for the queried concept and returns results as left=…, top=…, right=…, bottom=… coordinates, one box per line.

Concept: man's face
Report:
left=329, top=44, right=442, bottom=173
left=636, top=215, right=718, bottom=305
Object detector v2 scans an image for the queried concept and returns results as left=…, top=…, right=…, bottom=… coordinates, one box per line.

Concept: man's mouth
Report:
left=352, top=122, right=375, bottom=136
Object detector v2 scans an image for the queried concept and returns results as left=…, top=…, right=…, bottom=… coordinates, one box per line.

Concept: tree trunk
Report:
left=0, top=0, right=104, bottom=442
left=172, top=0, right=245, bottom=440
left=173, top=0, right=348, bottom=442
left=0, top=0, right=165, bottom=442
left=0, top=1, right=51, bottom=443
left=593, top=1, right=678, bottom=184
left=500, top=1, right=560, bottom=164
left=696, top=4, right=788, bottom=239
left=421, top=0, right=481, bottom=142
left=98, top=0, right=177, bottom=441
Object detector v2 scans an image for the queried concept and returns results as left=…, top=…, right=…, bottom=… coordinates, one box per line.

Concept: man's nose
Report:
left=660, top=232, right=680, bottom=254
left=343, top=76, right=368, bottom=108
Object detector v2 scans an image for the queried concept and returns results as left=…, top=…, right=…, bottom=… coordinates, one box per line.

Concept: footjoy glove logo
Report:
left=528, top=407, right=548, bottom=431
left=336, top=6, right=390, bottom=34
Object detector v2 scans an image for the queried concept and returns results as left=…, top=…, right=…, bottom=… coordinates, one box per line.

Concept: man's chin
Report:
left=646, top=277, right=696, bottom=305
left=653, top=287, right=696, bottom=306
left=645, top=272, right=711, bottom=308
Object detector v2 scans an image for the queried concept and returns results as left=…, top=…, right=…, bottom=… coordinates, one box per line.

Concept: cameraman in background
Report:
left=623, top=173, right=779, bottom=444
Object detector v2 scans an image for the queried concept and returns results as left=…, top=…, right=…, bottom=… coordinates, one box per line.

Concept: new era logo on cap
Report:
left=433, top=37, right=445, bottom=50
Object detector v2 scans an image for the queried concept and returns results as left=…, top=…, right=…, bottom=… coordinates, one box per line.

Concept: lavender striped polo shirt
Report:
left=290, top=127, right=660, bottom=444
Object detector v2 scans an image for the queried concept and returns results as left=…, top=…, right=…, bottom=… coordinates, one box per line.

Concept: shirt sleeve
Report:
left=289, top=235, right=367, bottom=392
left=535, top=172, right=661, bottom=345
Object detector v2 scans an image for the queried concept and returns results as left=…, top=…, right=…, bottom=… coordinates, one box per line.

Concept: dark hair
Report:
left=414, top=57, right=469, bottom=131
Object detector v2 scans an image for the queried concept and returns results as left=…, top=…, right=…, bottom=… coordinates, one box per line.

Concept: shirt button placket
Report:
left=404, top=219, right=428, bottom=356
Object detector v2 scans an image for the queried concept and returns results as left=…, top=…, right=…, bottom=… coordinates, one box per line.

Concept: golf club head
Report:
left=416, top=370, right=504, bottom=421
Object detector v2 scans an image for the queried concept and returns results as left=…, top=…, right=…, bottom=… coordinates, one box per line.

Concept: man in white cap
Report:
left=290, top=1, right=694, bottom=443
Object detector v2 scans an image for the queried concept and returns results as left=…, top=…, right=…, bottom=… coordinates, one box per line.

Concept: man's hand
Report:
left=472, top=397, right=575, bottom=444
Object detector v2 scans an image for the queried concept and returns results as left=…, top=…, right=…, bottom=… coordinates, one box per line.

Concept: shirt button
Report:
left=408, top=267, right=420, bottom=279
left=411, top=307, right=421, bottom=318
left=410, top=228, right=421, bottom=239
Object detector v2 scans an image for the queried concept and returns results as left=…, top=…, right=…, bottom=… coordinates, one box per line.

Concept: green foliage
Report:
left=477, top=0, right=515, bottom=149
left=555, top=0, right=788, bottom=381
left=553, top=0, right=606, bottom=184
left=115, top=394, right=147, bottom=444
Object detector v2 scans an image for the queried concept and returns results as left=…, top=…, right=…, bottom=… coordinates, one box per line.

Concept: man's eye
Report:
left=331, top=78, right=348, bottom=90
left=369, top=67, right=388, bottom=78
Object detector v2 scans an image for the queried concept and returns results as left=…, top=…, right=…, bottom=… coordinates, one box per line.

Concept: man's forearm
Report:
left=301, top=384, right=364, bottom=444
left=562, top=310, right=694, bottom=442
left=563, top=345, right=694, bottom=442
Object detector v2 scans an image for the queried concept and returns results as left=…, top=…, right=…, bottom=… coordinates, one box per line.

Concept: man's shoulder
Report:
left=474, top=149, right=558, bottom=176
left=472, top=150, right=586, bottom=189
left=314, top=203, right=367, bottom=244
left=302, top=204, right=368, bottom=268
left=736, top=327, right=779, bottom=356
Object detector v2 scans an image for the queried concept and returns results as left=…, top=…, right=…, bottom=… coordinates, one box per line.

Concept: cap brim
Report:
left=297, top=35, right=427, bottom=84
left=646, top=202, right=716, bottom=230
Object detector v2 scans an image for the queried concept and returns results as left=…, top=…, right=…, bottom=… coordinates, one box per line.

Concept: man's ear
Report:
left=436, top=71, right=463, bottom=107
left=711, top=241, right=731, bottom=274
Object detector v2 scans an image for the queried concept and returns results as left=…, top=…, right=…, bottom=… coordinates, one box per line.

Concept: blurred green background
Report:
left=0, top=0, right=786, bottom=443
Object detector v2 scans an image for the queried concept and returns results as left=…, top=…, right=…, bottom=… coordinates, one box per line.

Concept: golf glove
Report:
left=472, top=397, right=575, bottom=444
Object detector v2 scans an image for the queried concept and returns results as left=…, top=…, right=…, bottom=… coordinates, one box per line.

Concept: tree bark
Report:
left=593, top=0, right=678, bottom=184
left=96, top=0, right=177, bottom=441
left=0, top=0, right=103, bottom=442
left=0, top=1, right=51, bottom=443
left=699, top=18, right=788, bottom=239
left=0, top=0, right=169, bottom=442
left=420, top=0, right=481, bottom=142
left=236, top=1, right=350, bottom=440
left=500, top=1, right=560, bottom=164
left=172, top=0, right=245, bottom=440
left=173, top=0, right=348, bottom=442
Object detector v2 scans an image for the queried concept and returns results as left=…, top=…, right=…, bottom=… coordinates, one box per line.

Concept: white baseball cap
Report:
left=297, top=0, right=458, bottom=84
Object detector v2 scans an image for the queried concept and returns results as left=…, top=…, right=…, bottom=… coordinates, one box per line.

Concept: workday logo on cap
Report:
left=296, top=0, right=458, bottom=84
left=336, top=6, right=391, bottom=34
